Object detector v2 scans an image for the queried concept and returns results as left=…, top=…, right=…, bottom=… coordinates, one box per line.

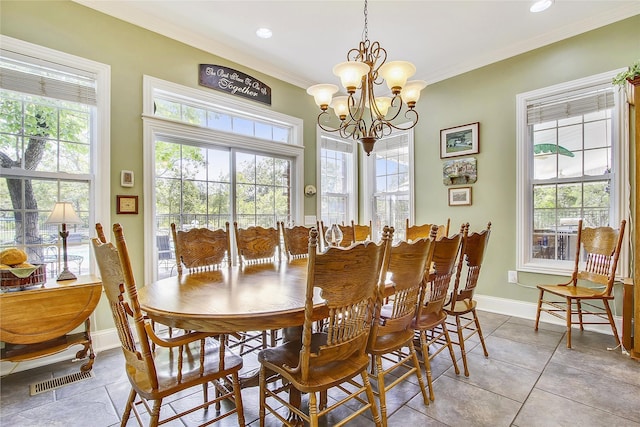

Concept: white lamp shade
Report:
left=378, top=61, right=416, bottom=91
left=330, top=96, right=350, bottom=118
left=372, top=96, right=392, bottom=117
left=45, top=202, right=82, bottom=225
left=307, top=84, right=339, bottom=108
left=332, top=61, right=370, bottom=91
left=401, top=80, right=428, bottom=105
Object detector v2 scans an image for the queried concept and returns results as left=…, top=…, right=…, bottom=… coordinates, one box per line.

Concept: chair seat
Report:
left=368, top=327, right=414, bottom=355
left=444, top=299, right=476, bottom=315
left=537, top=284, right=612, bottom=299
left=128, top=338, right=243, bottom=399
left=413, top=310, right=447, bottom=330
left=258, top=333, right=370, bottom=393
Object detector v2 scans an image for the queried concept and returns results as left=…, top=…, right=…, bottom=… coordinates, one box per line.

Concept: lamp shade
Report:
left=378, top=61, right=416, bottom=93
left=332, top=61, right=370, bottom=92
left=45, top=202, right=82, bottom=225
left=401, top=80, right=428, bottom=106
left=307, top=84, right=339, bottom=109
left=330, top=96, right=350, bottom=119
left=372, top=96, right=392, bottom=117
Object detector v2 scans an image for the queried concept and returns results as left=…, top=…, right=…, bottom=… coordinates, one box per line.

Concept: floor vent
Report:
left=29, top=370, right=95, bottom=396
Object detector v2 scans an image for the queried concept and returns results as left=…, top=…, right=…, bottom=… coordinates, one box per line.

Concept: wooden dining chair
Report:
left=92, top=223, right=245, bottom=427
left=233, top=222, right=280, bottom=265
left=279, top=221, right=313, bottom=260
left=535, top=219, right=626, bottom=349
left=413, top=229, right=462, bottom=402
left=367, top=226, right=436, bottom=424
left=406, top=218, right=450, bottom=241
left=352, top=219, right=373, bottom=242
left=171, top=222, right=232, bottom=274
left=317, top=220, right=354, bottom=249
left=444, top=222, right=492, bottom=376
left=257, top=227, right=391, bottom=427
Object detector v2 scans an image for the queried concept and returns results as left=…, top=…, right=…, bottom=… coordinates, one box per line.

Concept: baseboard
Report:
left=1, top=295, right=624, bottom=376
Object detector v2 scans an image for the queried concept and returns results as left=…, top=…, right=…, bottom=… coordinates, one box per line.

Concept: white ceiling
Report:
left=74, top=1, right=639, bottom=90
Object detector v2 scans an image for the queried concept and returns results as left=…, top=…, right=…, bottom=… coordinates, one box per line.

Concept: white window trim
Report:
left=362, top=127, right=415, bottom=229
left=515, top=69, right=629, bottom=276
left=0, top=35, right=111, bottom=274
left=316, top=129, right=358, bottom=224
left=142, top=76, right=304, bottom=281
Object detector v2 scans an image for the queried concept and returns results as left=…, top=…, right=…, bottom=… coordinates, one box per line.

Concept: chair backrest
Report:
left=296, top=227, right=391, bottom=381
left=572, top=219, right=626, bottom=295
left=352, top=220, right=372, bottom=242
left=338, top=223, right=355, bottom=247
left=448, top=222, right=491, bottom=305
left=369, top=226, right=437, bottom=343
left=406, top=218, right=450, bottom=241
left=416, top=229, right=463, bottom=320
left=171, top=222, right=231, bottom=274
left=156, top=233, right=173, bottom=261
left=280, top=222, right=313, bottom=260
left=92, top=223, right=158, bottom=388
left=233, top=222, right=280, bottom=265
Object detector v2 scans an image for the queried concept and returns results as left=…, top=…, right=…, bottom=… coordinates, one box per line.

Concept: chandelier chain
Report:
left=362, top=0, right=368, bottom=42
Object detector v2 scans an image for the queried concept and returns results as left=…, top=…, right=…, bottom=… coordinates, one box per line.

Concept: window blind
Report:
left=526, top=84, right=614, bottom=125
left=321, top=136, right=353, bottom=153
left=0, top=51, right=97, bottom=105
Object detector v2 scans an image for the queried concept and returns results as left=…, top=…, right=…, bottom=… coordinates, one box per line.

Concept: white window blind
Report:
left=321, top=135, right=353, bottom=153
left=526, top=84, right=614, bottom=125
left=0, top=52, right=97, bottom=105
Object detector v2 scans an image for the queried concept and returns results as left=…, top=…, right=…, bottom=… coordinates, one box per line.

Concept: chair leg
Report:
left=121, top=388, right=137, bottom=427
left=231, top=371, right=246, bottom=426
left=308, top=391, right=319, bottom=427
left=361, top=370, right=382, bottom=426
left=408, top=340, right=429, bottom=406
left=419, top=330, right=435, bottom=401
left=534, top=289, right=544, bottom=331
left=149, top=399, right=162, bottom=427
left=442, top=324, right=460, bottom=376
left=577, top=300, right=584, bottom=330
left=454, top=315, right=469, bottom=377
left=473, top=309, right=489, bottom=357
left=373, top=355, right=388, bottom=425
left=603, top=299, right=621, bottom=347
left=259, top=366, right=267, bottom=427
left=566, top=297, right=573, bottom=348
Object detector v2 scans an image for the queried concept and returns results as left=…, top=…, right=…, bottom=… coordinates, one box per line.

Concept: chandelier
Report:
left=306, top=0, right=427, bottom=156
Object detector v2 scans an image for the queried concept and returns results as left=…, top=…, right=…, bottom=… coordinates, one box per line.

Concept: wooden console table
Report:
left=0, top=275, right=102, bottom=372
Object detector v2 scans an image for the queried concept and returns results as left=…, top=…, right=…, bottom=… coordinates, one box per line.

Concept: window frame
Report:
left=142, top=76, right=304, bottom=280
left=515, top=69, right=629, bottom=276
left=316, top=130, right=358, bottom=226
left=0, top=35, right=111, bottom=275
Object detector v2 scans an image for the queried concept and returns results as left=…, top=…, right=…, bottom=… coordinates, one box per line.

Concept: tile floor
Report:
left=1, top=311, right=639, bottom=426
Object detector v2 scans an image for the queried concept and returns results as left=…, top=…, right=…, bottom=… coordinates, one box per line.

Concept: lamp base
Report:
left=56, top=268, right=77, bottom=281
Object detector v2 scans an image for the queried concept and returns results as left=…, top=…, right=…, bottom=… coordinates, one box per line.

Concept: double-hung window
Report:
left=0, top=36, right=110, bottom=276
left=317, top=132, right=357, bottom=226
left=516, top=70, right=628, bottom=275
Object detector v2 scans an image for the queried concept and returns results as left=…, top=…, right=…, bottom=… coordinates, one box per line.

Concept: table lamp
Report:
left=45, top=202, right=82, bottom=281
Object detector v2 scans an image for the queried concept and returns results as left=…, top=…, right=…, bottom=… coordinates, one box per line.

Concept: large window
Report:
left=363, top=129, right=414, bottom=241
left=516, top=70, right=628, bottom=275
left=317, top=133, right=357, bottom=225
left=0, top=36, right=110, bottom=277
left=144, top=76, right=303, bottom=279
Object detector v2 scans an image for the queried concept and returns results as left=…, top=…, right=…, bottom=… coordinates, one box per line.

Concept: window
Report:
left=144, top=76, right=303, bottom=279
left=516, top=70, right=628, bottom=275
left=363, top=129, right=414, bottom=241
left=317, top=132, right=357, bottom=225
left=0, top=36, right=110, bottom=277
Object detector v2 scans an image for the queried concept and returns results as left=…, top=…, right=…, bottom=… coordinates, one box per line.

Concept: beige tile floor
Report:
left=1, top=311, right=639, bottom=426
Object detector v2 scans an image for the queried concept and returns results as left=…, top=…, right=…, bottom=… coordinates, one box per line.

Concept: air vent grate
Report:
left=29, top=370, right=95, bottom=396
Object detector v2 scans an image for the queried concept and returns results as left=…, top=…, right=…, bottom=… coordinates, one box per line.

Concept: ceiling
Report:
left=74, top=1, right=640, bottom=90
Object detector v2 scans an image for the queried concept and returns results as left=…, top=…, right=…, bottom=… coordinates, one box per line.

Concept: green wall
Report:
left=2, top=1, right=638, bottom=332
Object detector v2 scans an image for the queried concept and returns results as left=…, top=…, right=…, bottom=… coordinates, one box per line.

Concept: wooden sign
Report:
left=199, top=64, right=271, bottom=105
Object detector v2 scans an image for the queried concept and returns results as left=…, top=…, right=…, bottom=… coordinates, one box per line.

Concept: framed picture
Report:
left=116, top=195, right=139, bottom=214
left=440, top=122, right=479, bottom=158
left=443, top=157, right=477, bottom=186
left=120, top=170, right=134, bottom=188
left=448, top=187, right=472, bottom=206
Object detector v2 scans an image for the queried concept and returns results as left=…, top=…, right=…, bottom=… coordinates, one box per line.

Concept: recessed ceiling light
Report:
left=530, top=0, right=554, bottom=13
left=256, top=28, right=273, bottom=39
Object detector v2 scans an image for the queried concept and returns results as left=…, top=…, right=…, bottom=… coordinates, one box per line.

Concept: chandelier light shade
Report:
left=308, top=0, right=427, bottom=155
left=45, top=202, right=82, bottom=281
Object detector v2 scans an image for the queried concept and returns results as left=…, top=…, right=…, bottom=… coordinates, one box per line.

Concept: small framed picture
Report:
left=120, top=170, right=134, bottom=188
left=440, top=122, right=479, bottom=159
left=448, top=187, right=472, bottom=206
left=116, top=195, right=139, bottom=214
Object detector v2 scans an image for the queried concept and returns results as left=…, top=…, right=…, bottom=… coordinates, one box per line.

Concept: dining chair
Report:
left=413, top=228, right=462, bottom=401
left=444, top=222, right=492, bottom=376
left=171, top=222, right=231, bottom=274
left=534, top=219, right=626, bottom=348
left=317, top=220, right=354, bottom=249
left=279, top=221, right=313, bottom=260
left=366, top=225, right=436, bottom=424
left=406, top=218, right=450, bottom=241
left=233, top=222, right=280, bottom=265
left=257, top=227, right=391, bottom=427
left=352, top=219, right=373, bottom=242
left=92, top=223, right=245, bottom=427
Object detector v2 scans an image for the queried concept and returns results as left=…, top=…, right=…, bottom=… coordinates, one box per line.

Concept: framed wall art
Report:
left=116, top=195, right=139, bottom=214
left=120, top=170, right=134, bottom=187
left=448, top=187, right=472, bottom=206
left=443, top=157, right=477, bottom=186
left=440, top=122, right=479, bottom=158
